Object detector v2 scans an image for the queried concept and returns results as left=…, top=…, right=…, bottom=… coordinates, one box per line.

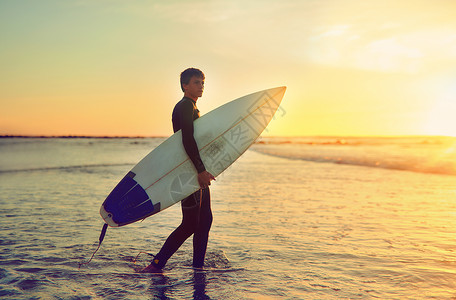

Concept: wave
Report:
left=255, top=136, right=456, bottom=146
left=251, top=146, right=456, bottom=176
left=0, top=163, right=134, bottom=174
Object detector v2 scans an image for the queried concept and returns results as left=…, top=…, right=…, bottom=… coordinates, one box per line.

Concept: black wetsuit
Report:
left=151, top=97, right=212, bottom=269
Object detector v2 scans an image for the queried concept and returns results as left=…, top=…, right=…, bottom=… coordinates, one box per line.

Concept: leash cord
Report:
left=78, top=189, right=203, bottom=269
left=133, top=251, right=156, bottom=264
left=78, top=223, right=108, bottom=269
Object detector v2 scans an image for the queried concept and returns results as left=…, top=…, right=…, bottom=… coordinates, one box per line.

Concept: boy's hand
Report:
left=197, top=171, right=215, bottom=189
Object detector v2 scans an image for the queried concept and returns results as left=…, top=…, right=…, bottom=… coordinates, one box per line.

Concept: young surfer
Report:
left=140, top=68, right=215, bottom=273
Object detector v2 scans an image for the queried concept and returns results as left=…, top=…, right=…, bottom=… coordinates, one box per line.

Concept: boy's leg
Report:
left=192, top=188, right=212, bottom=268
left=140, top=191, right=201, bottom=272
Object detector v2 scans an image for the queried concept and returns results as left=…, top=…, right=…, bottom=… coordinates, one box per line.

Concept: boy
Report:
left=140, top=68, right=215, bottom=273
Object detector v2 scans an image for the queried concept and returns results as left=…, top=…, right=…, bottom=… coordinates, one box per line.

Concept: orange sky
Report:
left=1, top=0, right=456, bottom=137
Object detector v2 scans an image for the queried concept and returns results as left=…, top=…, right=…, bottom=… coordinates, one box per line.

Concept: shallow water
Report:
left=1, top=137, right=456, bottom=299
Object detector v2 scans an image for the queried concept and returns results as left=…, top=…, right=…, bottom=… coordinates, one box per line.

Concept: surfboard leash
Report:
left=133, top=251, right=156, bottom=264
left=78, top=223, right=109, bottom=269
left=78, top=189, right=203, bottom=269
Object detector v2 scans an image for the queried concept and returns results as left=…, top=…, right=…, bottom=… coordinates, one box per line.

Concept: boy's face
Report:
left=183, top=76, right=204, bottom=100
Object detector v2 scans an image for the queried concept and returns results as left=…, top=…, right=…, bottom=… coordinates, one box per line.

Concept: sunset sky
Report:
left=1, top=0, right=456, bottom=137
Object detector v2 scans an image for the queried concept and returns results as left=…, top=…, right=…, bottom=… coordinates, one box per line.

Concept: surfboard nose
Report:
left=271, top=86, right=287, bottom=100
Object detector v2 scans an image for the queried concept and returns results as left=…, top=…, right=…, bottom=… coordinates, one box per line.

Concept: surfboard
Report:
left=100, top=86, right=286, bottom=227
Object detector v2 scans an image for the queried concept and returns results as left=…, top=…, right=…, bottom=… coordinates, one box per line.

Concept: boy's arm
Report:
left=179, top=100, right=206, bottom=173
left=179, top=100, right=215, bottom=188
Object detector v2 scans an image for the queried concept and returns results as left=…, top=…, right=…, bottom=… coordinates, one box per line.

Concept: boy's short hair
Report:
left=180, top=68, right=205, bottom=92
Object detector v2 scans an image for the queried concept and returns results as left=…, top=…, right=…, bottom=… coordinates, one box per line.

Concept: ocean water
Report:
left=1, top=136, right=456, bottom=299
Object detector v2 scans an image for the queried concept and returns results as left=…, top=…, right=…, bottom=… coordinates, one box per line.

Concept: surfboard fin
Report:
left=78, top=223, right=109, bottom=269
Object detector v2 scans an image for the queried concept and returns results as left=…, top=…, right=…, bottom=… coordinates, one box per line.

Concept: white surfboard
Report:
left=100, top=86, right=286, bottom=227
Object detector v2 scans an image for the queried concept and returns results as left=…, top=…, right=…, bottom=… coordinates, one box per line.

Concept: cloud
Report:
left=305, top=21, right=456, bottom=74
left=355, top=38, right=423, bottom=73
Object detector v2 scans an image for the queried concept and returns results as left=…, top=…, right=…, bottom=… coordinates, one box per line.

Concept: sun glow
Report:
left=1, top=0, right=456, bottom=137
left=423, top=85, right=456, bottom=137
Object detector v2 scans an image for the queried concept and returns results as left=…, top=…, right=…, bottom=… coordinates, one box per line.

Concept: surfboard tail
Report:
left=101, top=171, right=160, bottom=227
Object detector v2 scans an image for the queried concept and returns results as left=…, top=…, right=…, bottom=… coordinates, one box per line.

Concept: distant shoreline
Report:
left=1, top=134, right=454, bottom=139
left=0, top=135, right=166, bottom=139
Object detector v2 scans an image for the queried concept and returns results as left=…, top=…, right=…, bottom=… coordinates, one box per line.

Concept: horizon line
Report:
left=1, top=134, right=455, bottom=139
left=0, top=134, right=167, bottom=139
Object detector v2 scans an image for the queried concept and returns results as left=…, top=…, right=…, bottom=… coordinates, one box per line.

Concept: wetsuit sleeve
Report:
left=179, top=100, right=206, bottom=173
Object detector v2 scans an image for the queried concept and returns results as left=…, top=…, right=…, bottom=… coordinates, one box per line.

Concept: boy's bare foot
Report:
left=138, top=263, right=163, bottom=273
